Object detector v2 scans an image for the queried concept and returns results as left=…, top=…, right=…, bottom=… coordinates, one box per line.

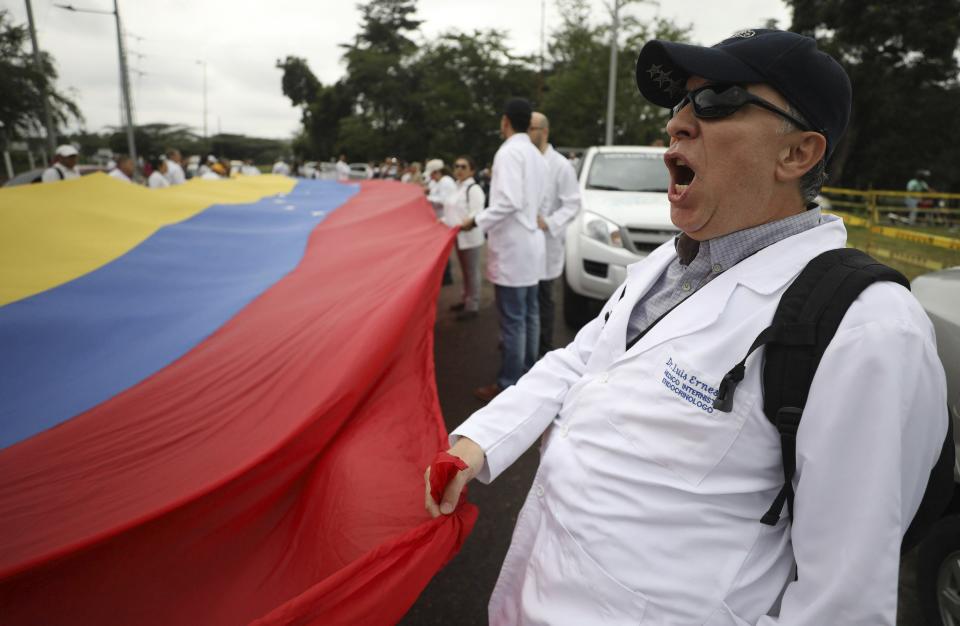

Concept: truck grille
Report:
left=625, top=227, right=677, bottom=254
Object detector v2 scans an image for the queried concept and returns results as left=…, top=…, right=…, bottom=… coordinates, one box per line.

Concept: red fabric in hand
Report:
left=429, top=451, right=468, bottom=505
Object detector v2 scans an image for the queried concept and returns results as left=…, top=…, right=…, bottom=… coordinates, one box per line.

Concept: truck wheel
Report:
left=563, top=277, right=595, bottom=330
left=918, top=515, right=960, bottom=625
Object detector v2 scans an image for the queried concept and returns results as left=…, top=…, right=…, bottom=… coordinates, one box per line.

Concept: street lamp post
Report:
left=196, top=60, right=208, bottom=140
left=54, top=1, right=137, bottom=170
left=603, top=0, right=658, bottom=146
left=24, top=0, right=57, bottom=155
left=604, top=0, right=621, bottom=146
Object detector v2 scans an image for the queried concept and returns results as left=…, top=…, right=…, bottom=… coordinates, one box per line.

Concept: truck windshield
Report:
left=586, top=152, right=670, bottom=193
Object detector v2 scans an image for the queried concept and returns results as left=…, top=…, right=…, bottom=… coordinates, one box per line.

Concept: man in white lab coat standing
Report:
left=527, top=112, right=582, bottom=357
left=462, top=98, right=547, bottom=403
left=429, top=30, right=948, bottom=624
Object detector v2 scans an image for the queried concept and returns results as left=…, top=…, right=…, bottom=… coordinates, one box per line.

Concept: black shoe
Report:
left=456, top=310, right=478, bottom=321
left=449, top=302, right=466, bottom=312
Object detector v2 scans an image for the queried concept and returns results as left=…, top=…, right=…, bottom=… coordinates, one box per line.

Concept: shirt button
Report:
left=535, top=484, right=545, bottom=497
left=712, top=263, right=723, bottom=273
left=681, top=281, right=692, bottom=291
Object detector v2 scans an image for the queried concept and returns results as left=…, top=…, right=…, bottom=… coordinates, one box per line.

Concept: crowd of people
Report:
left=40, top=146, right=264, bottom=188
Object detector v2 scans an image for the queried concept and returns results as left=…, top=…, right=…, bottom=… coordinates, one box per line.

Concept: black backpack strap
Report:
left=715, top=248, right=910, bottom=528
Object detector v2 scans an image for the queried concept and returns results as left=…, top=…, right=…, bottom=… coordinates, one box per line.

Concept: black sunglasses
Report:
left=672, top=83, right=811, bottom=131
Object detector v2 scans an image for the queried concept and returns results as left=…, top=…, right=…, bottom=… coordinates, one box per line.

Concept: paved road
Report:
left=401, top=254, right=925, bottom=625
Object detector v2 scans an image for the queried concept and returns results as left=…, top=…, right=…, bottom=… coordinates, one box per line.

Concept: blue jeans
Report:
left=495, top=284, right=540, bottom=389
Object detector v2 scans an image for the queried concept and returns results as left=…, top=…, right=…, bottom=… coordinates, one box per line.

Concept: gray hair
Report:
left=778, top=105, right=828, bottom=203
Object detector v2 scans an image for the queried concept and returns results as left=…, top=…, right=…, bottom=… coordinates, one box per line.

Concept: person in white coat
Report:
left=108, top=155, right=135, bottom=183
left=428, top=29, right=948, bottom=625
left=147, top=157, right=170, bottom=188
left=41, top=145, right=81, bottom=183
left=271, top=158, right=291, bottom=176
left=461, top=98, right=547, bottom=403
left=164, top=149, right=187, bottom=185
left=442, top=155, right=486, bottom=320
left=426, top=159, right=458, bottom=286
left=528, top=112, right=582, bottom=356
left=335, top=154, right=351, bottom=181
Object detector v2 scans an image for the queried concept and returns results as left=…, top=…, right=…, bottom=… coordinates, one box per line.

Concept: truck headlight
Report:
left=582, top=212, right=625, bottom=249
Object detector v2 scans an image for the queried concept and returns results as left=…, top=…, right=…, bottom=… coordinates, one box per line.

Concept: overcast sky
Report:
left=6, top=0, right=791, bottom=139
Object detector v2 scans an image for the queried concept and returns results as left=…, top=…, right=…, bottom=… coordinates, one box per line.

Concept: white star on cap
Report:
left=646, top=64, right=662, bottom=78
left=654, top=69, right=673, bottom=87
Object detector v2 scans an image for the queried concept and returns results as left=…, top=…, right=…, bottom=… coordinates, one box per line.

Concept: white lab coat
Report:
left=451, top=215, right=947, bottom=625
left=271, top=161, right=290, bottom=176
left=442, top=177, right=485, bottom=250
left=147, top=170, right=170, bottom=188
left=539, top=144, right=582, bottom=280
left=336, top=160, right=351, bottom=181
left=109, top=168, right=131, bottom=183
left=40, top=163, right=80, bottom=183
left=164, top=160, right=186, bottom=185
left=475, top=133, right=547, bottom=288
left=428, top=175, right=457, bottom=214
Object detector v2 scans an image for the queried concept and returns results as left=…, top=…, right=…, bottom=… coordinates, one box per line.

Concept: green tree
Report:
left=338, top=0, right=423, bottom=159
left=788, top=0, right=960, bottom=190
left=542, top=0, right=691, bottom=149
left=410, top=30, right=539, bottom=165
left=0, top=10, right=81, bottom=148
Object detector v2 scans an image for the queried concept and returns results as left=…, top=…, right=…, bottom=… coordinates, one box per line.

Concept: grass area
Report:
left=845, top=224, right=960, bottom=281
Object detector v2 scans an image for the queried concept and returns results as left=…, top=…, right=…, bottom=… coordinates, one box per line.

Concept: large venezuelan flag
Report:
left=0, top=173, right=476, bottom=625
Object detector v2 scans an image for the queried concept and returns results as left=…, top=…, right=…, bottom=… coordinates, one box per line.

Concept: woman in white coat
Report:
left=442, top=156, right=486, bottom=320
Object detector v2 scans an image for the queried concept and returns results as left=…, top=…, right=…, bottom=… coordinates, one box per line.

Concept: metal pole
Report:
left=604, top=0, right=620, bottom=146
left=24, top=0, right=57, bottom=154
left=202, top=61, right=208, bottom=140
left=537, top=0, right=545, bottom=102
left=113, top=0, right=137, bottom=169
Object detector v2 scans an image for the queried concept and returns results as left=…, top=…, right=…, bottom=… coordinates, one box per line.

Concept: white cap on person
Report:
left=55, top=145, right=78, bottom=158
left=424, top=159, right=444, bottom=176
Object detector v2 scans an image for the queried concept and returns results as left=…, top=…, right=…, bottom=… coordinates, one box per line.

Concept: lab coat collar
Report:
left=593, top=242, right=677, bottom=365
left=614, top=215, right=847, bottom=363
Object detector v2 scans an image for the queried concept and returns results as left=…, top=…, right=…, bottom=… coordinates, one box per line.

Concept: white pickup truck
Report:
left=562, top=145, right=679, bottom=327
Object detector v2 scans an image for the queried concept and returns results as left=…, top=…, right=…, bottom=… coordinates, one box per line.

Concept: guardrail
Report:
left=821, top=186, right=960, bottom=226
left=820, top=186, right=960, bottom=253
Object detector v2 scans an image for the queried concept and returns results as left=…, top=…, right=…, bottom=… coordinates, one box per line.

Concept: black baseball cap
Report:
left=635, top=28, right=851, bottom=159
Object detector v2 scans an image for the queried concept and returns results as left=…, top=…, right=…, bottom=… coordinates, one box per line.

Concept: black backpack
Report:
left=713, top=248, right=954, bottom=553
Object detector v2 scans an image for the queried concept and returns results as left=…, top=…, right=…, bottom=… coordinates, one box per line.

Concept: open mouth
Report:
left=665, top=154, right=696, bottom=199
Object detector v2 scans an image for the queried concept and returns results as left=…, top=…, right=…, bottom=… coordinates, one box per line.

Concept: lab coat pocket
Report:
left=608, top=350, right=757, bottom=486
left=520, top=504, right=648, bottom=625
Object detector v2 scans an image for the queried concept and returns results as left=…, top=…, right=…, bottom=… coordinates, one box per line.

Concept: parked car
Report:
left=563, top=145, right=677, bottom=327
left=349, top=163, right=373, bottom=180
left=911, top=266, right=960, bottom=625
left=3, top=165, right=109, bottom=187
left=315, top=163, right=338, bottom=181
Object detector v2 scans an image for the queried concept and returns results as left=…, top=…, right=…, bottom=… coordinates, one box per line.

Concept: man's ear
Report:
left=776, top=131, right=827, bottom=183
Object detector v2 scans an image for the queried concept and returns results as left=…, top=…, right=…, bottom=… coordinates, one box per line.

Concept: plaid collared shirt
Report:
left=626, top=208, right=823, bottom=343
